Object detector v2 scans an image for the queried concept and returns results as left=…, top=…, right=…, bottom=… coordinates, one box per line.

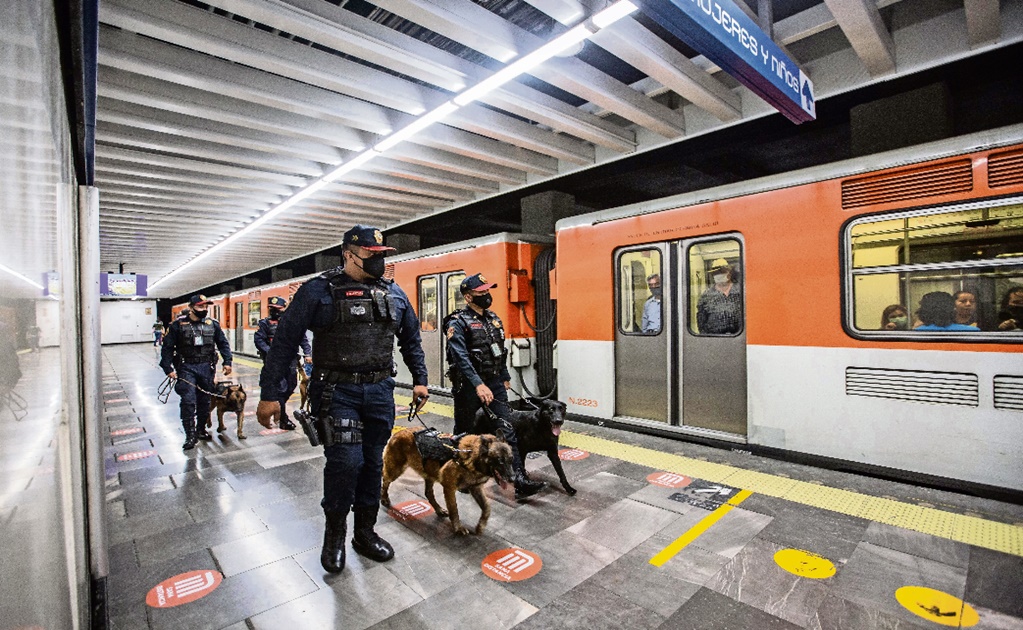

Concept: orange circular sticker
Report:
left=388, top=500, right=435, bottom=521
left=110, top=427, right=144, bottom=437
left=647, top=472, right=692, bottom=488
left=558, top=448, right=589, bottom=461
left=117, top=450, right=156, bottom=462
left=259, top=428, right=287, bottom=436
left=146, top=570, right=223, bottom=608
left=482, top=548, right=542, bottom=582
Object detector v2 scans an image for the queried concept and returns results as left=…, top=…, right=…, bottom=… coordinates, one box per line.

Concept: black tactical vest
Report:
left=266, top=319, right=278, bottom=343
left=175, top=318, right=216, bottom=363
left=311, top=271, right=399, bottom=373
left=449, top=309, right=506, bottom=377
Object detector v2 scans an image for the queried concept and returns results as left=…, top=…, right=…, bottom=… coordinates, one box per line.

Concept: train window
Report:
left=617, top=249, right=662, bottom=335
left=846, top=199, right=1023, bottom=338
left=418, top=276, right=438, bottom=331
left=686, top=240, right=744, bottom=336
left=248, top=301, right=260, bottom=327
left=445, top=273, right=465, bottom=317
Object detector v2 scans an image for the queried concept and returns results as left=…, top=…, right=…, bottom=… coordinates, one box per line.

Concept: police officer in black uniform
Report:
left=256, top=225, right=429, bottom=575
left=160, top=295, right=234, bottom=450
left=254, top=296, right=312, bottom=431
left=446, top=273, right=546, bottom=500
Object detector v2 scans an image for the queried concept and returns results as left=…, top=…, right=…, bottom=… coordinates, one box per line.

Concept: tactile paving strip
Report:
left=393, top=395, right=1023, bottom=557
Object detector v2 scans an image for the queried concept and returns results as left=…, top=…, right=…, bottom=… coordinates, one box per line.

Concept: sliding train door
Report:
left=417, top=271, right=466, bottom=389
left=234, top=301, right=245, bottom=349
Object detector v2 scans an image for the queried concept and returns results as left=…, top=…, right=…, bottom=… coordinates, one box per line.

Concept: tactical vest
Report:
left=257, top=318, right=279, bottom=360
left=448, top=309, right=506, bottom=378
left=175, top=318, right=216, bottom=363
left=311, top=271, right=398, bottom=373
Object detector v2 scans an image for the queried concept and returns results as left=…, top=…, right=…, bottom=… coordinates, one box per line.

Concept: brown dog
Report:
left=381, top=428, right=514, bottom=536
left=209, top=382, right=247, bottom=439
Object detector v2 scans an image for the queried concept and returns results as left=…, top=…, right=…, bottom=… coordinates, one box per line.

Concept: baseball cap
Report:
left=710, top=258, right=730, bottom=271
left=343, top=225, right=395, bottom=252
left=460, top=273, right=497, bottom=294
left=189, top=294, right=212, bottom=307
left=268, top=296, right=288, bottom=308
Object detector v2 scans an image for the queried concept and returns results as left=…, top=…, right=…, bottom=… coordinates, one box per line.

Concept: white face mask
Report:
left=713, top=273, right=729, bottom=284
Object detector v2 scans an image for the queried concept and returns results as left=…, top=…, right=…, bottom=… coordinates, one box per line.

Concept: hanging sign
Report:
left=100, top=273, right=148, bottom=297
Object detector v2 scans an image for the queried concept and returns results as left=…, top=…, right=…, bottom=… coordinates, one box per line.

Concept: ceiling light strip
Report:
left=149, top=0, right=638, bottom=292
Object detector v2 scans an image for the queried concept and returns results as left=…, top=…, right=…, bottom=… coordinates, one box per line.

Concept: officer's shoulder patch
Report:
left=205, top=318, right=213, bottom=325
left=491, top=318, right=502, bottom=328
left=446, top=326, right=455, bottom=339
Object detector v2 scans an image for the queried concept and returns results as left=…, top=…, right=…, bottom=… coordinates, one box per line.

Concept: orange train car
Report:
left=554, top=128, right=1023, bottom=494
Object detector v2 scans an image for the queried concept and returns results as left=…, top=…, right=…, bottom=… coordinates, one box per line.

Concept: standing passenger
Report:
left=160, top=295, right=234, bottom=450
left=254, top=296, right=311, bottom=431
left=445, top=273, right=546, bottom=500
left=915, top=292, right=978, bottom=331
left=256, top=225, right=429, bottom=575
left=696, top=258, right=742, bottom=334
left=641, top=274, right=662, bottom=333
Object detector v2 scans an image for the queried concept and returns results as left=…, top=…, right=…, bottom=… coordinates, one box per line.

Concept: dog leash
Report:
left=157, top=374, right=227, bottom=404
left=0, top=389, right=27, bottom=421
left=504, top=385, right=541, bottom=410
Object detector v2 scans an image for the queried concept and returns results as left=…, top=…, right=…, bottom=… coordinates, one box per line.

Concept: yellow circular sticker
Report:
left=773, top=549, right=837, bottom=579
left=894, top=586, right=978, bottom=627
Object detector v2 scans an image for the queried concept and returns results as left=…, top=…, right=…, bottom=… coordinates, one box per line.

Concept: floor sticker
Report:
left=388, top=499, right=435, bottom=521
left=482, top=548, right=542, bottom=582
left=894, top=586, right=978, bottom=627
left=773, top=548, right=836, bottom=579
left=146, top=570, right=223, bottom=608
left=647, top=472, right=692, bottom=488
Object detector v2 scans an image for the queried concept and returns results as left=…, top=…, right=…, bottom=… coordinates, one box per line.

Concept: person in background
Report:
left=254, top=296, right=311, bottom=431
left=996, top=286, right=1023, bottom=331
left=641, top=273, right=662, bottom=334
left=952, top=290, right=979, bottom=328
left=915, top=292, right=979, bottom=331
left=880, top=304, right=909, bottom=331
left=696, top=258, right=742, bottom=334
left=153, top=319, right=164, bottom=346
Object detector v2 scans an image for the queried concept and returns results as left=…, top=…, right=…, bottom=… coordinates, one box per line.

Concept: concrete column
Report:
left=521, top=191, right=575, bottom=235
left=271, top=268, right=293, bottom=282
left=387, top=233, right=420, bottom=254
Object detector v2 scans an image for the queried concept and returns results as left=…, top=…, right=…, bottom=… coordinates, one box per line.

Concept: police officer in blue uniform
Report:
left=254, top=296, right=312, bottom=431
left=446, top=273, right=546, bottom=500
left=256, top=225, right=429, bottom=575
left=160, top=295, right=233, bottom=450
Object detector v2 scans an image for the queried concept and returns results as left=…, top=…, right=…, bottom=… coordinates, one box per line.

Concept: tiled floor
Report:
left=102, top=344, right=1023, bottom=629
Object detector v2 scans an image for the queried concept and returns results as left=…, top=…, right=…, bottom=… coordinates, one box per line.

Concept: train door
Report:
left=614, top=245, right=671, bottom=423
left=679, top=236, right=747, bottom=437
left=234, top=301, right=244, bottom=349
left=440, top=272, right=465, bottom=388
left=417, top=272, right=465, bottom=389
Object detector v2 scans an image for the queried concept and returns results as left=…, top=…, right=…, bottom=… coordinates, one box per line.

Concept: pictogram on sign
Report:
left=146, top=570, right=223, bottom=608
left=482, top=548, right=542, bottom=582
left=388, top=500, right=435, bottom=521
left=647, top=472, right=692, bottom=488
left=116, top=450, right=156, bottom=462
left=110, top=427, right=144, bottom=437
left=259, top=428, right=287, bottom=436
left=558, top=448, right=589, bottom=461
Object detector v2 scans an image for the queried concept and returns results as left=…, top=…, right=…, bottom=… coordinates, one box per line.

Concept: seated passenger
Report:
left=915, top=292, right=979, bottom=331
left=996, top=286, right=1023, bottom=331
left=880, top=304, right=909, bottom=330
left=641, top=273, right=662, bottom=334
left=952, top=290, right=979, bottom=328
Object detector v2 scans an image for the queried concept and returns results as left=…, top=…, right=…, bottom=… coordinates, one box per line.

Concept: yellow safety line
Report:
left=398, top=395, right=1023, bottom=556
left=650, top=489, right=753, bottom=567
left=231, top=356, right=263, bottom=369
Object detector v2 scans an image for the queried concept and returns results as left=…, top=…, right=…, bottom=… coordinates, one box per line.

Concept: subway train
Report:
left=177, top=130, right=1023, bottom=497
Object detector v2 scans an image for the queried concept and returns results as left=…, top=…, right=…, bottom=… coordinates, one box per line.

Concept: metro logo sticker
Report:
left=110, top=427, right=144, bottom=437
left=146, top=570, right=223, bottom=608
left=558, top=448, right=589, bottom=461
left=482, top=548, right=542, bottom=582
left=647, top=472, right=692, bottom=488
left=388, top=500, right=435, bottom=521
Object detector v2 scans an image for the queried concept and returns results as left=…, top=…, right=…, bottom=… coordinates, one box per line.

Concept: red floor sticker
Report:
left=146, top=570, right=223, bottom=608
left=116, top=450, right=156, bottom=462
left=104, top=398, right=129, bottom=404
left=558, top=448, right=589, bottom=461
left=388, top=499, right=435, bottom=521
left=110, top=427, right=144, bottom=437
left=482, top=548, right=542, bottom=582
left=395, top=405, right=410, bottom=414
left=646, top=472, right=692, bottom=488
left=259, top=428, right=287, bottom=436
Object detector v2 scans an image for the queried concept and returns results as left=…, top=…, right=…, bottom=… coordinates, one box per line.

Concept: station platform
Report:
left=99, top=344, right=1023, bottom=630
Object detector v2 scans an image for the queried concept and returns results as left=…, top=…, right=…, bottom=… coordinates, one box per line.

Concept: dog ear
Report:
left=479, top=435, right=491, bottom=452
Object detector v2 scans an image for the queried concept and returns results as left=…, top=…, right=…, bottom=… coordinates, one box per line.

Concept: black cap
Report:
left=342, top=225, right=395, bottom=252
left=189, top=294, right=212, bottom=307
left=268, top=296, right=287, bottom=308
left=460, top=273, right=497, bottom=294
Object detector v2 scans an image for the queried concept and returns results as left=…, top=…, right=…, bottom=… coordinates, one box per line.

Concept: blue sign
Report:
left=636, top=0, right=815, bottom=124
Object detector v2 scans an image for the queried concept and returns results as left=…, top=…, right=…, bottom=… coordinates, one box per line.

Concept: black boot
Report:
left=351, top=505, right=394, bottom=562
left=182, top=420, right=197, bottom=450
left=320, top=509, right=348, bottom=574
left=510, top=443, right=546, bottom=500
left=196, top=418, right=213, bottom=441
left=279, top=412, right=296, bottom=431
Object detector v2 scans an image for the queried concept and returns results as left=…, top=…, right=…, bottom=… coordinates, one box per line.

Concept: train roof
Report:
left=557, top=124, right=1023, bottom=231
left=387, top=232, right=553, bottom=264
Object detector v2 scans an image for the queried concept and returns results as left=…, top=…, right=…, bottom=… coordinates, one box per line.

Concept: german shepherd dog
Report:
left=209, top=382, right=247, bottom=439
left=475, top=399, right=575, bottom=495
left=381, top=428, right=514, bottom=536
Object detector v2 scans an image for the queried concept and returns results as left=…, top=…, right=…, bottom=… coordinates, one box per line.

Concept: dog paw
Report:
left=237, top=433, right=247, bottom=440
left=565, top=486, right=577, bottom=496
left=435, top=509, right=449, bottom=518
left=474, top=524, right=486, bottom=535
left=454, top=526, right=471, bottom=536
left=217, top=426, right=227, bottom=433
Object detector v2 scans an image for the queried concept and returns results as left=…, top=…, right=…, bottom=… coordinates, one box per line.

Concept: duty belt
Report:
left=178, top=357, right=213, bottom=365
left=313, top=367, right=390, bottom=385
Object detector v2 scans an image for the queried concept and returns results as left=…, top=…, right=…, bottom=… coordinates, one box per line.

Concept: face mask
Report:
left=650, top=287, right=662, bottom=298
left=471, top=293, right=493, bottom=309
left=889, top=316, right=908, bottom=329
left=192, top=309, right=207, bottom=320
left=352, top=252, right=386, bottom=279
left=268, top=308, right=283, bottom=320
left=713, top=273, right=729, bottom=284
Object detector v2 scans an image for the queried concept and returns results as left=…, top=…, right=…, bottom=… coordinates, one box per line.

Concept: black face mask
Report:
left=352, top=252, right=386, bottom=279
left=192, top=309, right=208, bottom=320
left=650, top=287, right=662, bottom=298
left=471, top=293, right=493, bottom=309
left=268, top=308, right=283, bottom=321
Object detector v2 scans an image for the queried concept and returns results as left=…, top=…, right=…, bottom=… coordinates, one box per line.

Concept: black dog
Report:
left=474, top=398, right=576, bottom=495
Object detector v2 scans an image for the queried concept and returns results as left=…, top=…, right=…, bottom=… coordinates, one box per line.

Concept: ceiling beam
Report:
left=964, top=0, right=1000, bottom=47
left=822, top=0, right=896, bottom=76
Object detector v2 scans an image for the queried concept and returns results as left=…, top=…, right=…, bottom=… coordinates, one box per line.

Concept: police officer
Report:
left=254, top=296, right=311, bottom=431
left=160, top=295, right=233, bottom=450
left=256, top=225, right=429, bottom=575
left=445, top=273, right=546, bottom=500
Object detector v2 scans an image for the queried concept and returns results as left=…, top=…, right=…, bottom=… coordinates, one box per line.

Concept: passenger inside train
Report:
left=641, top=273, right=662, bottom=334
left=998, top=286, right=1023, bottom=330
left=914, top=292, right=980, bottom=331
left=695, top=258, right=742, bottom=335
left=880, top=304, right=910, bottom=330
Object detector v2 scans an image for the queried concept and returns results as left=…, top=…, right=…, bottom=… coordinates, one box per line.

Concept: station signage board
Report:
left=101, top=273, right=148, bottom=297
left=636, top=0, right=816, bottom=123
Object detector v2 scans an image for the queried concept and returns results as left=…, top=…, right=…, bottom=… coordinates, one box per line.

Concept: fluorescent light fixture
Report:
left=454, top=24, right=593, bottom=106
left=0, top=262, right=44, bottom=290
left=591, top=0, right=638, bottom=28
left=374, top=102, right=460, bottom=152
left=324, top=150, right=382, bottom=182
